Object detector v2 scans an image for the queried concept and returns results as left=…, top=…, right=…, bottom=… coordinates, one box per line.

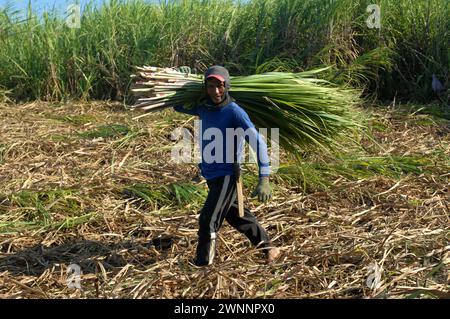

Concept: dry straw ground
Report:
left=0, top=101, right=448, bottom=298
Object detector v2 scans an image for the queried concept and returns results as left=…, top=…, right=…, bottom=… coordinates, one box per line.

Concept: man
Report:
left=174, top=65, right=280, bottom=266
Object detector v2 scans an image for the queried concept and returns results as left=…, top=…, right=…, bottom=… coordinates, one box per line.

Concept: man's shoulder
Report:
left=228, top=101, right=241, bottom=109
left=226, top=102, right=246, bottom=115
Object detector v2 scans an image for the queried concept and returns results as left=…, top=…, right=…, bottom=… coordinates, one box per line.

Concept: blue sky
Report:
left=0, top=0, right=245, bottom=16
left=0, top=0, right=107, bottom=16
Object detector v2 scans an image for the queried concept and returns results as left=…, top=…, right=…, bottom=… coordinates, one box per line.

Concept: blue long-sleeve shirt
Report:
left=174, top=102, right=270, bottom=180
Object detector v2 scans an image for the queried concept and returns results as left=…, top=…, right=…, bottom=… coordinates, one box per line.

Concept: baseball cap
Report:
left=204, top=66, right=229, bottom=84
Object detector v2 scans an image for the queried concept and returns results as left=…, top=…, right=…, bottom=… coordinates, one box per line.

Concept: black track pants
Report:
left=196, top=175, right=271, bottom=265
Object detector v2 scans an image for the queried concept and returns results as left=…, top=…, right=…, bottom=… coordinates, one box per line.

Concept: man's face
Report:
left=206, top=78, right=225, bottom=104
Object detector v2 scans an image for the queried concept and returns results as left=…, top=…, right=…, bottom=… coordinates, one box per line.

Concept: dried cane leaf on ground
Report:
left=0, top=101, right=448, bottom=298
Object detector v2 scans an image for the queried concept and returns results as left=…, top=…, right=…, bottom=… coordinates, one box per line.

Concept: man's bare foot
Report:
left=266, top=247, right=281, bottom=263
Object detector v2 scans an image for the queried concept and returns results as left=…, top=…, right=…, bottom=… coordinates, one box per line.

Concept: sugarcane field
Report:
left=0, top=0, right=449, bottom=301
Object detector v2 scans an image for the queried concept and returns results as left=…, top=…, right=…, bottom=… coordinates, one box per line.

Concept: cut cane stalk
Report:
left=130, top=65, right=362, bottom=155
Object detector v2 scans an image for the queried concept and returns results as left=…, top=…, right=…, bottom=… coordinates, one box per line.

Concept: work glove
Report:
left=251, top=176, right=271, bottom=202
left=177, top=66, right=191, bottom=74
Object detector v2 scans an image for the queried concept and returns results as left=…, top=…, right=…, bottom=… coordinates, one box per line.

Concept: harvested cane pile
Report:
left=130, top=66, right=361, bottom=154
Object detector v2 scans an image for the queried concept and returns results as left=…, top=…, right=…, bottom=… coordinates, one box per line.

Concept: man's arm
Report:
left=173, top=105, right=199, bottom=116
left=172, top=66, right=199, bottom=115
left=234, top=107, right=271, bottom=202
left=234, top=107, right=270, bottom=176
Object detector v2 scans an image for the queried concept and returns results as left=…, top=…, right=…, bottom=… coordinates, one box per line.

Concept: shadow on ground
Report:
left=0, top=238, right=179, bottom=276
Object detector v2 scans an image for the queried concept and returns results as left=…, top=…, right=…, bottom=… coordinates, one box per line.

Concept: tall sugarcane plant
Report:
left=129, top=66, right=362, bottom=156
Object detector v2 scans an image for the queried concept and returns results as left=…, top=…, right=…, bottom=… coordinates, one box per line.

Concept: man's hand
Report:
left=177, top=66, right=191, bottom=74
left=251, top=176, right=271, bottom=202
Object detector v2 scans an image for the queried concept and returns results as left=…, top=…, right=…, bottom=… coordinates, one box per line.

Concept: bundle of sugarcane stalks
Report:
left=130, top=66, right=362, bottom=155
